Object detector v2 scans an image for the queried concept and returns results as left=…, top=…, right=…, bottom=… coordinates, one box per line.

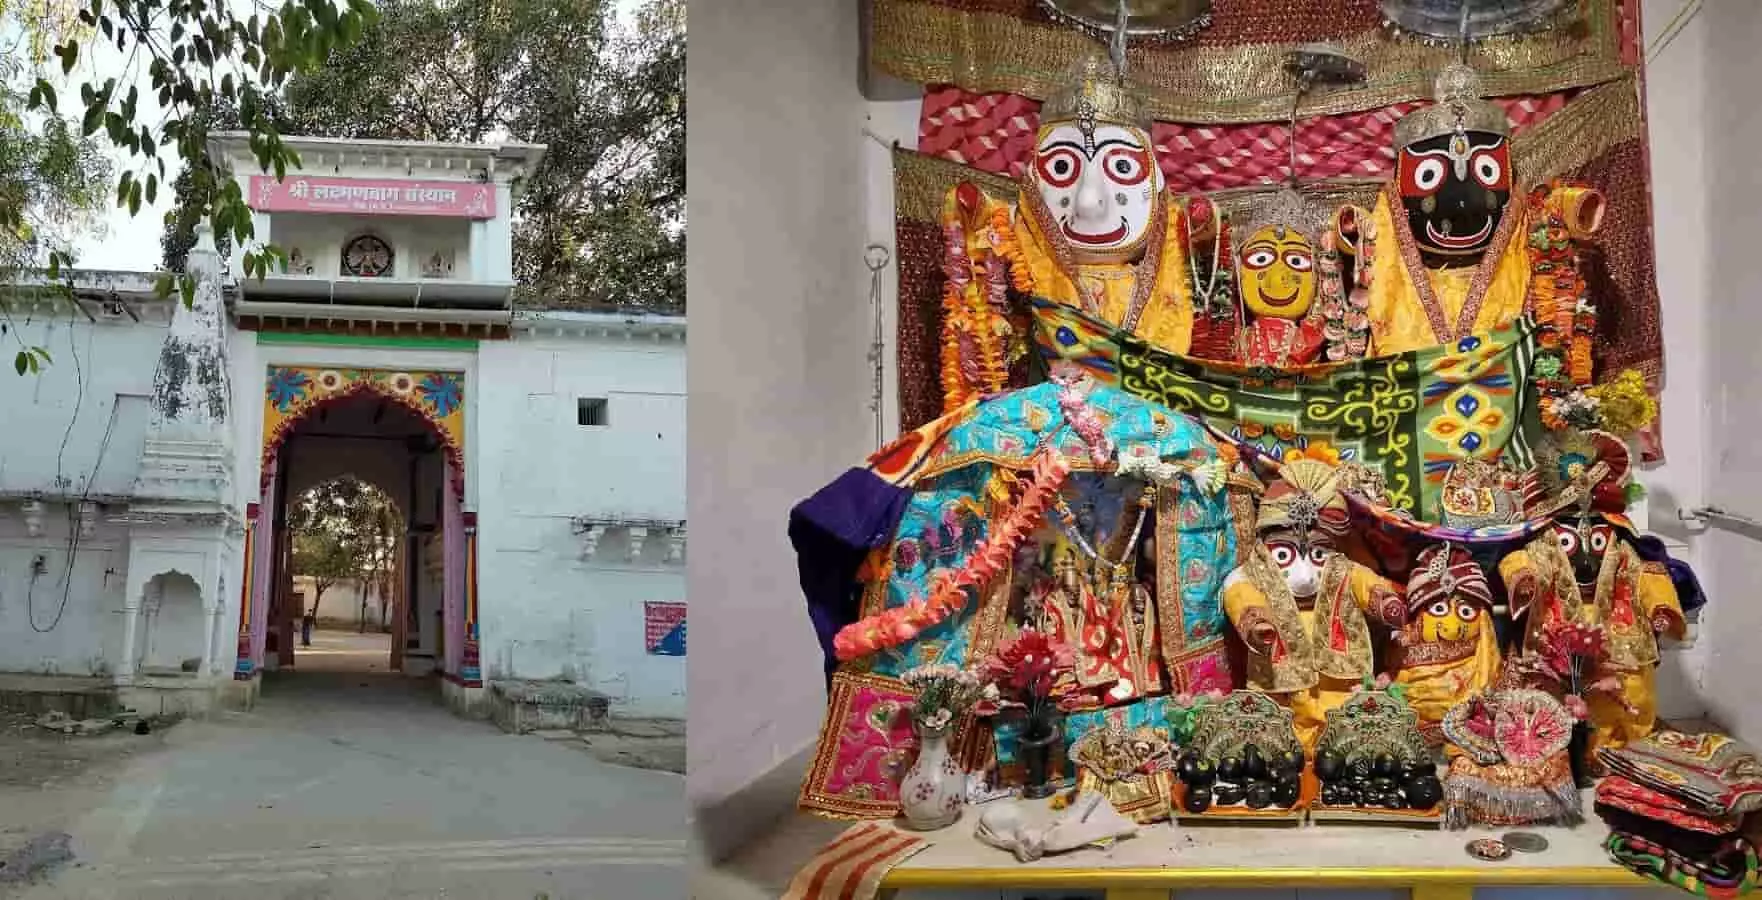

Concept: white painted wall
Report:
left=0, top=309, right=165, bottom=677
left=686, top=0, right=871, bottom=812
left=475, top=326, right=686, bottom=718
left=273, top=211, right=472, bottom=281
left=1697, top=0, right=1762, bottom=746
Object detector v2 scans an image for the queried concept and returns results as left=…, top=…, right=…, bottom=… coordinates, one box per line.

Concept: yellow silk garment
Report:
left=1362, top=193, right=1531, bottom=356
left=1391, top=612, right=1503, bottom=743
left=1012, top=194, right=1195, bottom=354
left=1222, top=561, right=1399, bottom=751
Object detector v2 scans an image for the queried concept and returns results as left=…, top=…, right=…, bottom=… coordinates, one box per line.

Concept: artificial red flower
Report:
left=983, top=628, right=1076, bottom=702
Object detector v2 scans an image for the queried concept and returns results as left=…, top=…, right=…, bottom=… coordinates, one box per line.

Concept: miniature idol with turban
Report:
left=1390, top=543, right=1503, bottom=746
left=1220, top=459, right=1408, bottom=750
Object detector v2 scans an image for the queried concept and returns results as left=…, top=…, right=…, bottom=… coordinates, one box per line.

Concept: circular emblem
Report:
left=1502, top=832, right=1549, bottom=853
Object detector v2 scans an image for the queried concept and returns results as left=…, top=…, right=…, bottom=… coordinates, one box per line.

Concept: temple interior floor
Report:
left=2, top=669, right=685, bottom=898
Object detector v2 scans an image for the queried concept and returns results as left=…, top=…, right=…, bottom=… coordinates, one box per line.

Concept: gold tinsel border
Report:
left=871, top=0, right=1628, bottom=124
left=893, top=78, right=1643, bottom=220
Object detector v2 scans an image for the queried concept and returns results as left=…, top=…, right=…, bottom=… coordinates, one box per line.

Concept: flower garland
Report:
left=1527, top=181, right=1602, bottom=431
left=832, top=449, right=1073, bottom=661
left=1316, top=228, right=1370, bottom=362
left=938, top=188, right=1015, bottom=414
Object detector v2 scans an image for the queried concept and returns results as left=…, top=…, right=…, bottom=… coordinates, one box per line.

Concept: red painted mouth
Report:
left=1255, top=286, right=1301, bottom=308
left=1424, top=217, right=1493, bottom=250
left=1063, top=217, right=1129, bottom=246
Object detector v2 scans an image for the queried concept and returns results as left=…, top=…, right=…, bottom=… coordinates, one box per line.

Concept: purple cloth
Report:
left=789, top=468, right=911, bottom=684
left=1632, top=535, right=1707, bottom=614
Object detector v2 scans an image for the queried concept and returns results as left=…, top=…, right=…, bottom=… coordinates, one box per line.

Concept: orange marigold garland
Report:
left=1527, top=180, right=1603, bottom=432
left=832, top=449, right=1072, bottom=661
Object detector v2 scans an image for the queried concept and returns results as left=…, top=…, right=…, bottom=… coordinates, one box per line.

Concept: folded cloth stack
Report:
left=1595, top=731, right=1762, bottom=897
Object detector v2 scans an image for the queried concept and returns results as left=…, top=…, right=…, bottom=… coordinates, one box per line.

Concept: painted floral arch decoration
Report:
left=261, top=366, right=467, bottom=498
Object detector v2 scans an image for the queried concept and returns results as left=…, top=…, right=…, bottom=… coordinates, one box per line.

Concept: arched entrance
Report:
left=286, top=476, right=405, bottom=672
left=235, top=366, right=479, bottom=690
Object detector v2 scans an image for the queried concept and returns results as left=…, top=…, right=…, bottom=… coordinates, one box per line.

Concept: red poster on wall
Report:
left=645, top=602, right=686, bottom=657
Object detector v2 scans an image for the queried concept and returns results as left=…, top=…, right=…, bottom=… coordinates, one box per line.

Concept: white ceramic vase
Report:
left=898, top=721, right=965, bottom=831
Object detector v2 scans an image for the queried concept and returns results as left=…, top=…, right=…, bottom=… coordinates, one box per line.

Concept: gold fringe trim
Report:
left=871, top=0, right=1628, bottom=124
left=892, top=74, right=1644, bottom=225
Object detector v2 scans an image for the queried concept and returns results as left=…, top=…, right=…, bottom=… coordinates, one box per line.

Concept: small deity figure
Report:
left=1498, top=431, right=1686, bottom=759
left=936, top=52, right=1196, bottom=411
left=1033, top=503, right=1163, bottom=708
left=1341, top=63, right=1604, bottom=356
left=1221, top=459, right=1408, bottom=749
left=1230, top=189, right=1333, bottom=367
left=1389, top=543, right=1503, bottom=746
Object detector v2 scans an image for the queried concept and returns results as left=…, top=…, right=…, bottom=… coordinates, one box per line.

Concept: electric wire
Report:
left=1646, top=0, right=1702, bottom=63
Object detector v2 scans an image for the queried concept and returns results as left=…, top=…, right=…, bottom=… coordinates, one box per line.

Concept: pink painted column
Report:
left=442, top=464, right=464, bottom=680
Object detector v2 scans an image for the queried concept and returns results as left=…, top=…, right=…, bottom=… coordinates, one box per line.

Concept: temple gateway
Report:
left=0, top=134, right=685, bottom=720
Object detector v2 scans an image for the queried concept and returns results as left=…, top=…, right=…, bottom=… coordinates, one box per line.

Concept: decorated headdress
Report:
left=1232, top=186, right=1332, bottom=244
left=1439, top=459, right=1525, bottom=529
left=1407, top=542, right=1493, bottom=612
left=1255, top=458, right=1350, bottom=537
left=1040, top=51, right=1154, bottom=135
left=1530, top=429, right=1632, bottom=520
left=1392, top=62, right=1511, bottom=150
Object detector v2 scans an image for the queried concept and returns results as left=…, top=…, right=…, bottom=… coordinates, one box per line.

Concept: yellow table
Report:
left=876, top=796, right=1654, bottom=900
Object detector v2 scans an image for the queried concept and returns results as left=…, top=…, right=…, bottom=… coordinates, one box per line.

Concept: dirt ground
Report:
left=0, top=708, right=173, bottom=889
left=550, top=718, right=687, bottom=774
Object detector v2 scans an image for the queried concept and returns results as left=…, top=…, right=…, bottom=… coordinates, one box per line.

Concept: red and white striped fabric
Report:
left=780, top=822, right=929, bottom=900
left=919, top=86, right=1575, bottom=192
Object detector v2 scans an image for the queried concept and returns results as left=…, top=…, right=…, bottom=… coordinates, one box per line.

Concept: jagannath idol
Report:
left=1220, top=458, right=1408, bottom=751
left=1389, top=542, right=1502, bottom=746
left=1499, top=430, right=1685, bottom=762
left=937, top=51, right=1196, bottom=411
left=1339, top=62, right=1604, bottom=356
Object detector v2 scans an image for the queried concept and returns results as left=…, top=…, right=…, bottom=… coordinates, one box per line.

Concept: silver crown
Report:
left=1393, top=62, right=1510, bottom=149
left=1233, top=186, right=1332, bottom=243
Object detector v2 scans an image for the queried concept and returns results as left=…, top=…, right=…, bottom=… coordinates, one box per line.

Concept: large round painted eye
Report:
left=1103, top=148, right=1150, bottom=186
left=1471, top=150, right=1505, bottom=189
left=1428, top=600, right=1452, bottom=618
left=1307, top=546, right=1330, bottom=566
left=1457, top=603, right=1481, bottom=622
left=1243, top=248, right=1277, bottom=270
left=1556, top=529, right=1581, bottom=556
left=1589, top=526, right=1612, bottom=553
left=1408, top=158, right=1446, bottom=194
left=1036, top=148, right=1082, bottom=189
left=1267, top=541, right=1298, bottom=567
left=1283, top=250, right=1314, bottom=272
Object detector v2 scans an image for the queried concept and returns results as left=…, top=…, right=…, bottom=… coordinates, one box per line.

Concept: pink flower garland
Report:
left=833, top=449, right=1072, bottom=661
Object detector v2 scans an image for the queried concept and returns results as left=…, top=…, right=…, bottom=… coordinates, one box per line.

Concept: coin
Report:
left=1503, top=831, right=1549, bottom=853
left=1467, top=838, right=1511, bottom=861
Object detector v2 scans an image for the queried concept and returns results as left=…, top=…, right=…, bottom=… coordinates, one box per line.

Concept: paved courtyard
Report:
left=1, top=664, right=685, bottom=899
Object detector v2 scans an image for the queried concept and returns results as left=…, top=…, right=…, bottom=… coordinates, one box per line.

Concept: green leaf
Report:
left=81, top=103, right=102, bottom=136
left=33, top=79, right=57, bottom=114
left=14, top=352, right=27, bottom=377
left=146, top=173, right=158, bottom=205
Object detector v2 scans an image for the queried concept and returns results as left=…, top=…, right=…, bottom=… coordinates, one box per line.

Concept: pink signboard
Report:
left=249, top=175, right=496, bottom=219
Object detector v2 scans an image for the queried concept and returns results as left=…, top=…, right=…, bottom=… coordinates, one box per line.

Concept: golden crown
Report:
left=1040, top=52, right=1153, bottom=134
left=1392, top=62, right=1510, bottom=149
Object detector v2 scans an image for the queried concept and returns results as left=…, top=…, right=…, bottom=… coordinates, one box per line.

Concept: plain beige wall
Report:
left=685, top=0, right=873, bottom=830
